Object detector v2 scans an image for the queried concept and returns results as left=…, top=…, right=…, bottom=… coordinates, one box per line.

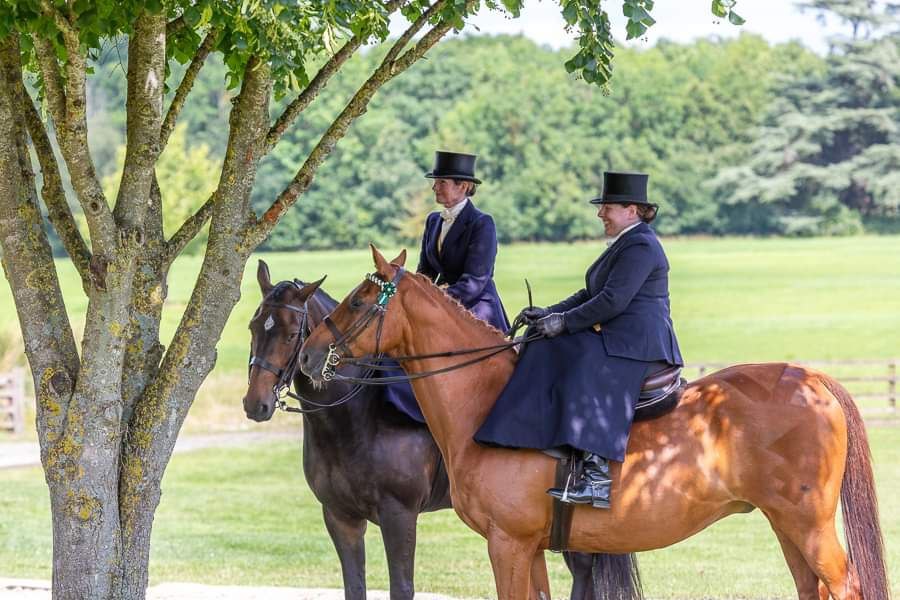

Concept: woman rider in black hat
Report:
left=474, top=171, right=683, bottom=509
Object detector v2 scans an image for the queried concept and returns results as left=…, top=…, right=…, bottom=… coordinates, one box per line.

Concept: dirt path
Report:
left=0, top=430, right=297, bottom=469
left=0, top=578, right=459, bottom=599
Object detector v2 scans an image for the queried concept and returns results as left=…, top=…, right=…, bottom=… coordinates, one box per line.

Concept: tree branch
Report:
left=166, top=15, right=186, bottom=38
left=0, top=34, right=80, bottom=447
left=38, top=0, right=75, bottom=37
left=20, top=84, right=92, bottom=289
left=162, top=193, right=215, bottom=267
left=264, top=0, right=405, bottom=155
left=33, top=37, right=67, bottom=128
left=248, top=0, right=463, bottom=246
left=112, top=12, right=167, bottom=231
left=35, top=28, right=118, bottom=262
left=160, top=28, right=219, bottom=151
left=12, top=34, right=91, bottom=286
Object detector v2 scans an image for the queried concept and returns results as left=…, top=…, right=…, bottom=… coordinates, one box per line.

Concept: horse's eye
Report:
left=350, top=296, right=364, bottom=309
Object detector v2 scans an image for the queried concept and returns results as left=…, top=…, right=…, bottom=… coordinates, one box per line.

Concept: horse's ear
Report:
left=295, top=275, right=326, bottom=302
left=390, top=249, right=407, bottom=267
left=370, top=243, right=390, bottom=274
left=257, top=259, right=273, bottom=294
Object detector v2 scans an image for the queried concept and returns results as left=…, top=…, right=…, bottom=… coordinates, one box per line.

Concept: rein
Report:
left=319, top=268, right=540, bottom=385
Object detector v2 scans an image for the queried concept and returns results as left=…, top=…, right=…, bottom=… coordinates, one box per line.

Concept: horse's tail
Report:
left=823, top=376, right=890, bottom=599
left=590, top=553, right=643, bottom=600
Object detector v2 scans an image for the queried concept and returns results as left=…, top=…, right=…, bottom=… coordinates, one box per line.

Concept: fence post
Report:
left=889, top=359, right=897, bottom=412
left=0, top=369, right=25, bottom=434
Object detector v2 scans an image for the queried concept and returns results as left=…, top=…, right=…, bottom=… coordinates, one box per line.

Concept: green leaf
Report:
left=184, top=6, right=201, bottom=26
left=631, top=6, right=651, bottom=22
left=562, top=2, right=578, bottom=26
left=728, top=10, right=746, bottom=25
left=711, top=0, right=727, bottom=18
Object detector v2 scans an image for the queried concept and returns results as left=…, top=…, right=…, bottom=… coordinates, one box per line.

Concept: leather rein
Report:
left=249, top=272, right=537, bottom=414
left=318, top=268, right=539, bottom=385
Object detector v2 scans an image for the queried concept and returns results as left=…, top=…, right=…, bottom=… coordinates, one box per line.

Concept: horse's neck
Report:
left=399, top=285, right=515, bottom=470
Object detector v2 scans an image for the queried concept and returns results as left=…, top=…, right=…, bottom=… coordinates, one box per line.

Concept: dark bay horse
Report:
left=243, top=260, right=452, bottom=599
left=298, top=246, right=889, bottom=600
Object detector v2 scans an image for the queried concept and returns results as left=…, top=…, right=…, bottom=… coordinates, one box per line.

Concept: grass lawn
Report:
left=0, top=426, right=898, bottom=598
left=0, top=236, right=899, bottom=596
left=4, top=236, right=897, bottom=373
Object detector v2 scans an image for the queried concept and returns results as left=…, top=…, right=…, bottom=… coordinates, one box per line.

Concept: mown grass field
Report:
left=1, top=429, right=899, bottom=598
left=1, top=236, right=899, bottom=597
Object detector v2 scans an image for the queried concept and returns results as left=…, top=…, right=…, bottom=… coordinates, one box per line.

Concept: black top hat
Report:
left=590, top=171, right=654, bottom=206
left=424, top=151, right=482, bottom=184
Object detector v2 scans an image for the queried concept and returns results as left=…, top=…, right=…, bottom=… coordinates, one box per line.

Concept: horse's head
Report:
left=243, top=259, right=325, bottom=422
left=299, top=244, right=407, bottom=387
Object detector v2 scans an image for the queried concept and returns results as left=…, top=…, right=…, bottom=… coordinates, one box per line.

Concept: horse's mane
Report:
left=406, top=271, right=508, bottom=342
left=266, top=279, right=339, bottom=315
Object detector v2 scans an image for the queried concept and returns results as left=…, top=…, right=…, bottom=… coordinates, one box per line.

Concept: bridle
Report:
left=318, top=268, right=540, bottom=385
left=248, top=282, right=371, bottom=414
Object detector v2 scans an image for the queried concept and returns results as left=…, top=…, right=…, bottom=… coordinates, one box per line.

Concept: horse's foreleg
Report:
left=377, top=498, right=418, bottom=600
left=529, top=550, right=551, bottom=600
left=323, top=507, right=368, bottom=600
left=487, top=530, right=540, bottom=600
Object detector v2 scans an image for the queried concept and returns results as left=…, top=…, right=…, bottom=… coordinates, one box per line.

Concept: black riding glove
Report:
left=517, top=306, right=549, bottom=323
left=534, top=313, right=566, bottom=338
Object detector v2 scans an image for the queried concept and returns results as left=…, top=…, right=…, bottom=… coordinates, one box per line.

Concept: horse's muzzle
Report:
left=243, top=393, right=275, bottom=422
left=298, top=348, right=323, bottom=383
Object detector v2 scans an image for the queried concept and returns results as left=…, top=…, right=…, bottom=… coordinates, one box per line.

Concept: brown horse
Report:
left=298, top=246, right=889, bottom=600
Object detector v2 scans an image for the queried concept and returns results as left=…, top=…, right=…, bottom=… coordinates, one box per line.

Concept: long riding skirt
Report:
left=381, top=361, right=426, bottom=423
left=474, top=330, right=650, bottom=462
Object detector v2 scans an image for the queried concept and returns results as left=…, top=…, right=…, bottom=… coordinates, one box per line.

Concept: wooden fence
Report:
left=0, top=368, right=25, bottom=434
left=683, top=359, right=898, bottom=414
left=0, top=360, right=895, bottom=433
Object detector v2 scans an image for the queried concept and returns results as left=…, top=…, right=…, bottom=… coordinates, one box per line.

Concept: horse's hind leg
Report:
left=796, top=527, right=859, bottom=600
left=769, top=527, right=821, bottom=600
left=323, top=507, right=368, bottom=600
left=768, top=512, right=859, bottom=599
left=563, top=552, right=594, bottom=600
left=378, top=498, right=418, bottom=600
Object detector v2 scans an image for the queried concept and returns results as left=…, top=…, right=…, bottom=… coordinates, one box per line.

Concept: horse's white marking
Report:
left=264, top=315, right=275, bottom=331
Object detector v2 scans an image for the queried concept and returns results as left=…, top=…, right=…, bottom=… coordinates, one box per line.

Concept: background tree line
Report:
left=79, top=9, right=898, bottom=252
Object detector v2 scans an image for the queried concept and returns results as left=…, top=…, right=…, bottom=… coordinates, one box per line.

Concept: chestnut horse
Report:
left=298, top=246, right=888, bottom=600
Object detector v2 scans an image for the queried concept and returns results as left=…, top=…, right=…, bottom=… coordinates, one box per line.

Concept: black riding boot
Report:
left=547, top=452, right=611, bottom=509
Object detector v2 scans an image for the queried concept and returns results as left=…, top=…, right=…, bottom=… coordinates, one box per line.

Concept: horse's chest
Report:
left=304, top=451, right=380, bottom=517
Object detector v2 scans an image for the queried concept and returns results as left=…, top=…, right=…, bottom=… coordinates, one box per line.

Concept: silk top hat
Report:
left=590, top=171, right=654, bottom=206
left=425, top=151, right=482, bottom=184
